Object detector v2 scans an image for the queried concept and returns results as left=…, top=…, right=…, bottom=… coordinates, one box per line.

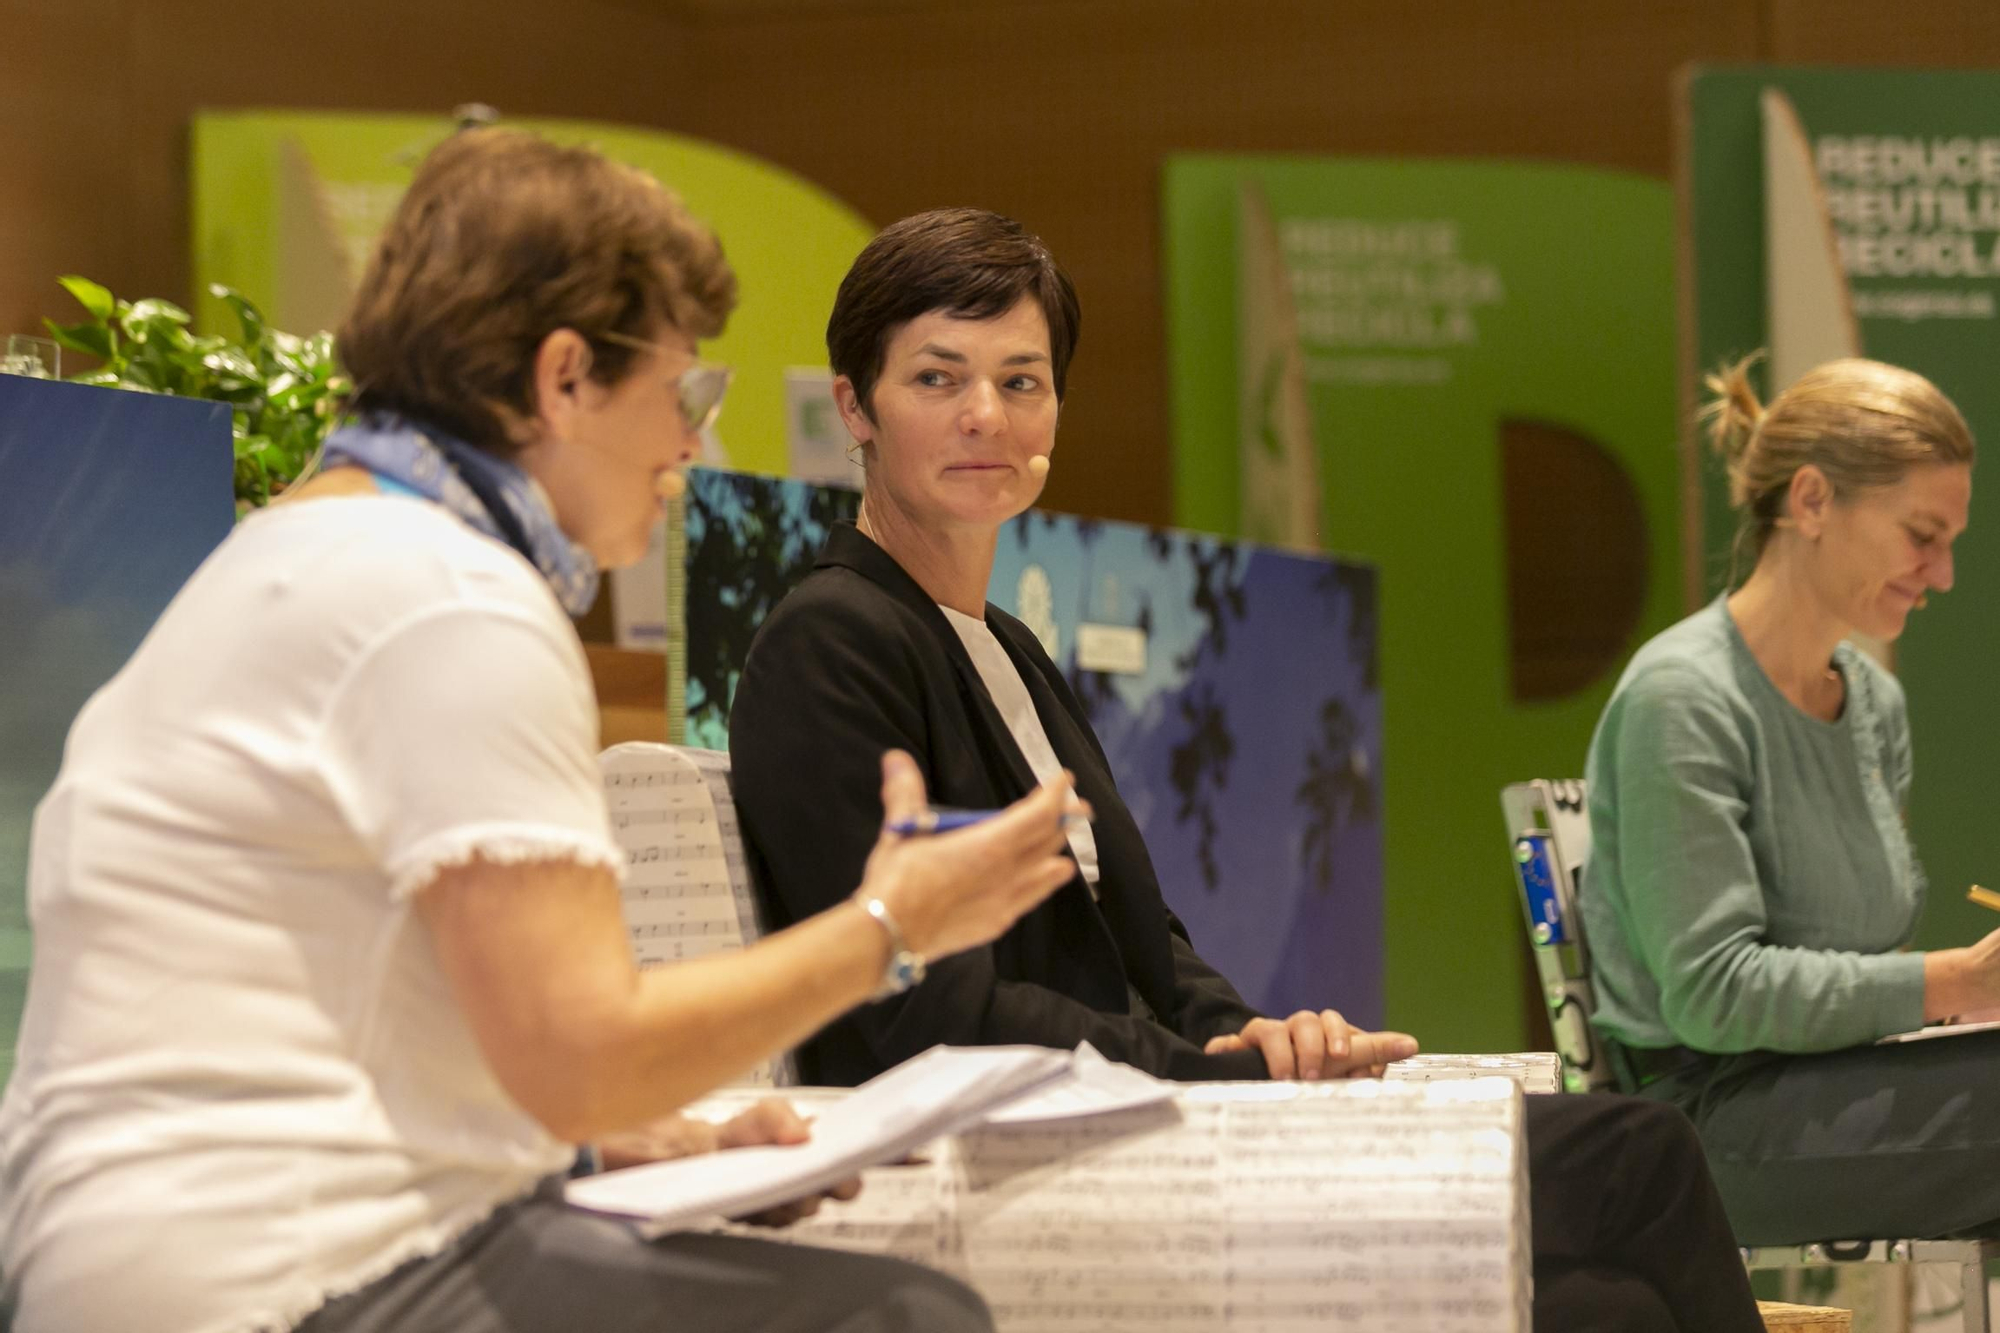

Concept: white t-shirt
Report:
left=939, top=606, right=1100, bottom=889
left=0, top=497, right=620, bottom=1333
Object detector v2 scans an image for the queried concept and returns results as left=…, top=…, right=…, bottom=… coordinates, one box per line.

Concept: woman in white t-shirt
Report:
left=0, top=130, right=1079, bottom=1333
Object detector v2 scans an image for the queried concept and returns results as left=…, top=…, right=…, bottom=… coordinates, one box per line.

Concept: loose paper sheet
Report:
left=564, top=1045, right=1070, bottom=1229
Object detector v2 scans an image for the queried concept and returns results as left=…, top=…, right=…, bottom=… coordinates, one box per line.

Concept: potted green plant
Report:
left=42, top=276, right=347, bottom=511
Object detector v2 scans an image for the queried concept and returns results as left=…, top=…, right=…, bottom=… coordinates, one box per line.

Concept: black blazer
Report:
left=729, top=523, right=1267, bottom=1086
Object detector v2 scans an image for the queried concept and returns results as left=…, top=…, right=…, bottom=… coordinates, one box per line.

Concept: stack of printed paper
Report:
left=615, top=1057, right=1529, bottom=1332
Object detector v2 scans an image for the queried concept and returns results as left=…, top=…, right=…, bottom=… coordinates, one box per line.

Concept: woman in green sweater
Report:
left=1582, top=355, right=1996, bottom=1245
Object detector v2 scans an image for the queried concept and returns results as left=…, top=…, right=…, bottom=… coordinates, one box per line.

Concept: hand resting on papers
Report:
left=596, top=1098, right=862, bottom=1228
left=1204, top=1009, right=1420, bottom=1080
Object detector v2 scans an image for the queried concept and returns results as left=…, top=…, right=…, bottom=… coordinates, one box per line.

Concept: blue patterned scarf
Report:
left=319, top=414, right=601, bottom=616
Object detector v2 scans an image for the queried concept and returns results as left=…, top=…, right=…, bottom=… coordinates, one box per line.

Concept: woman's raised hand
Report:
left=858, top=750, right=1082, bottom=963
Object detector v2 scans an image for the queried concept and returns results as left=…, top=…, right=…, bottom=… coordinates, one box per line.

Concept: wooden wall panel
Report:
left=680, top=0, right=1763, bottom=527
left=1767, top=0, right=2000, bottom=63
left=0, top=0, right=697, bottom=348
left=0, top=0, right=140, bottom=365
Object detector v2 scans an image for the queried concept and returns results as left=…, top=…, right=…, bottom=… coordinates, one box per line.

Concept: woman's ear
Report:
left=831, top=374, right=873, bottom=445
left=530, top=329, right=595, bottom=436
left=1789, top=464, right=1834, bottom=539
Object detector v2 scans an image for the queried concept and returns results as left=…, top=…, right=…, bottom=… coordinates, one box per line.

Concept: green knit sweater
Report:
left=1581, top=596, right=1928, bottom=1053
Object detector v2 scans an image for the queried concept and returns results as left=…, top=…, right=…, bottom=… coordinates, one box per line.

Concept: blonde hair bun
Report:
left=1701, top=353, right=1767, bottom=507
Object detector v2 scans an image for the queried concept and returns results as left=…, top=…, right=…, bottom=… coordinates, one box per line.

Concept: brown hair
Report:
left=826, top=207, right=1080, bottom=417
left=338, top=128, right=736, bottom=457
left=1705, top=354, right=1975, bottom=578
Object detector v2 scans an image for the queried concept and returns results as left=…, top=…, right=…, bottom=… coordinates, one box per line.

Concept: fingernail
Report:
left=1394, top=1038, right=1417, bottom=1057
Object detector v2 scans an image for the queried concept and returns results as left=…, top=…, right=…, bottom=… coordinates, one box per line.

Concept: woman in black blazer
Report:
left=729, top=208, right=1762, bottom=1333
left=733, top=519, right=1284, bottom=1084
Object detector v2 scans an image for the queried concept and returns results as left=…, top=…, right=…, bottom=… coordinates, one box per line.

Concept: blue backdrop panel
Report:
left=680, top=468, right=1383, bottom=1025
left=0, top=377, right=234, bottom=1086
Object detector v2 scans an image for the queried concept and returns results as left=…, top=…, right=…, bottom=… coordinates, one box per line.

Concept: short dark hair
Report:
left=339, top=128, right=737, bottom=457
left=826, top=208, right=1080, bottom=416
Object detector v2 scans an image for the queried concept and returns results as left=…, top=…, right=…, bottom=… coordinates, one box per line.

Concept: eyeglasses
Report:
left=599, top=331, right=733, bottom=436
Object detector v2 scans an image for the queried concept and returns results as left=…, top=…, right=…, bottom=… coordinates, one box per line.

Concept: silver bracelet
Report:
left=854, top=893, right=926, bottom=997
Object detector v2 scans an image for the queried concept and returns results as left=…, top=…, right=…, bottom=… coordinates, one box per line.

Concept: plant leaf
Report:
left=121, top=352, right=171, bottom=393
left=208, top=284, right=266, bottom=349
left=48, top=279, right=332, bottom=512
left=123, top=297, right=192, bottom=326
left=57, top=275, right=115, bottom=323
left=201, top=346, right=260, bottom=386
left=42, top=317, right=112, bottom=360
left=267, top=331, right=309, bottom=375
left=121, top=299, right=193, bottom=346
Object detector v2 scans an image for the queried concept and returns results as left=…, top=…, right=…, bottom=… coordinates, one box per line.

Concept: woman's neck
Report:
left=278, top=464, right=381, bottom=503
left=1726, top=546, right=1851, bottom=714
left=856, top=493, right=998, bottom=618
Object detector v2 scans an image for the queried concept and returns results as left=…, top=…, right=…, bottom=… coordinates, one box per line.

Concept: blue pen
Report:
left=887, top=805, right=1086, bottom=836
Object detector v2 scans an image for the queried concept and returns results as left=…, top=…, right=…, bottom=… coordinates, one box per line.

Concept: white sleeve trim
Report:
left=385, top=821, right=627, bottom=903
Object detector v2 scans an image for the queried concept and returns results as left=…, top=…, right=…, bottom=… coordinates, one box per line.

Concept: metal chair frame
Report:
left=1741, top=1240, right=1997, bottom=1328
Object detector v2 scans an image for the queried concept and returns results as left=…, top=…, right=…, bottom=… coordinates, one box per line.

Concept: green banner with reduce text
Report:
left=1166, top=157, right=1679, bottom=1052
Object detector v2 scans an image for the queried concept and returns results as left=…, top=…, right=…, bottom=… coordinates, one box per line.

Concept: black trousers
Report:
left=1526, top=1094, right=1763, bottom=1332
left=1645, top=1026, right=2000, bottom=1246
left=295, top=1179, right=993, bottom=1333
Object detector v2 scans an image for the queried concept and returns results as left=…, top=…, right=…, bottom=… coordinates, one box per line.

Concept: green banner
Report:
left=1686, top=66, right=2000, bottom=954
left=192, top=111, right=874, bottom=477
left=1166, top=157, right=1677, bottom=1051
